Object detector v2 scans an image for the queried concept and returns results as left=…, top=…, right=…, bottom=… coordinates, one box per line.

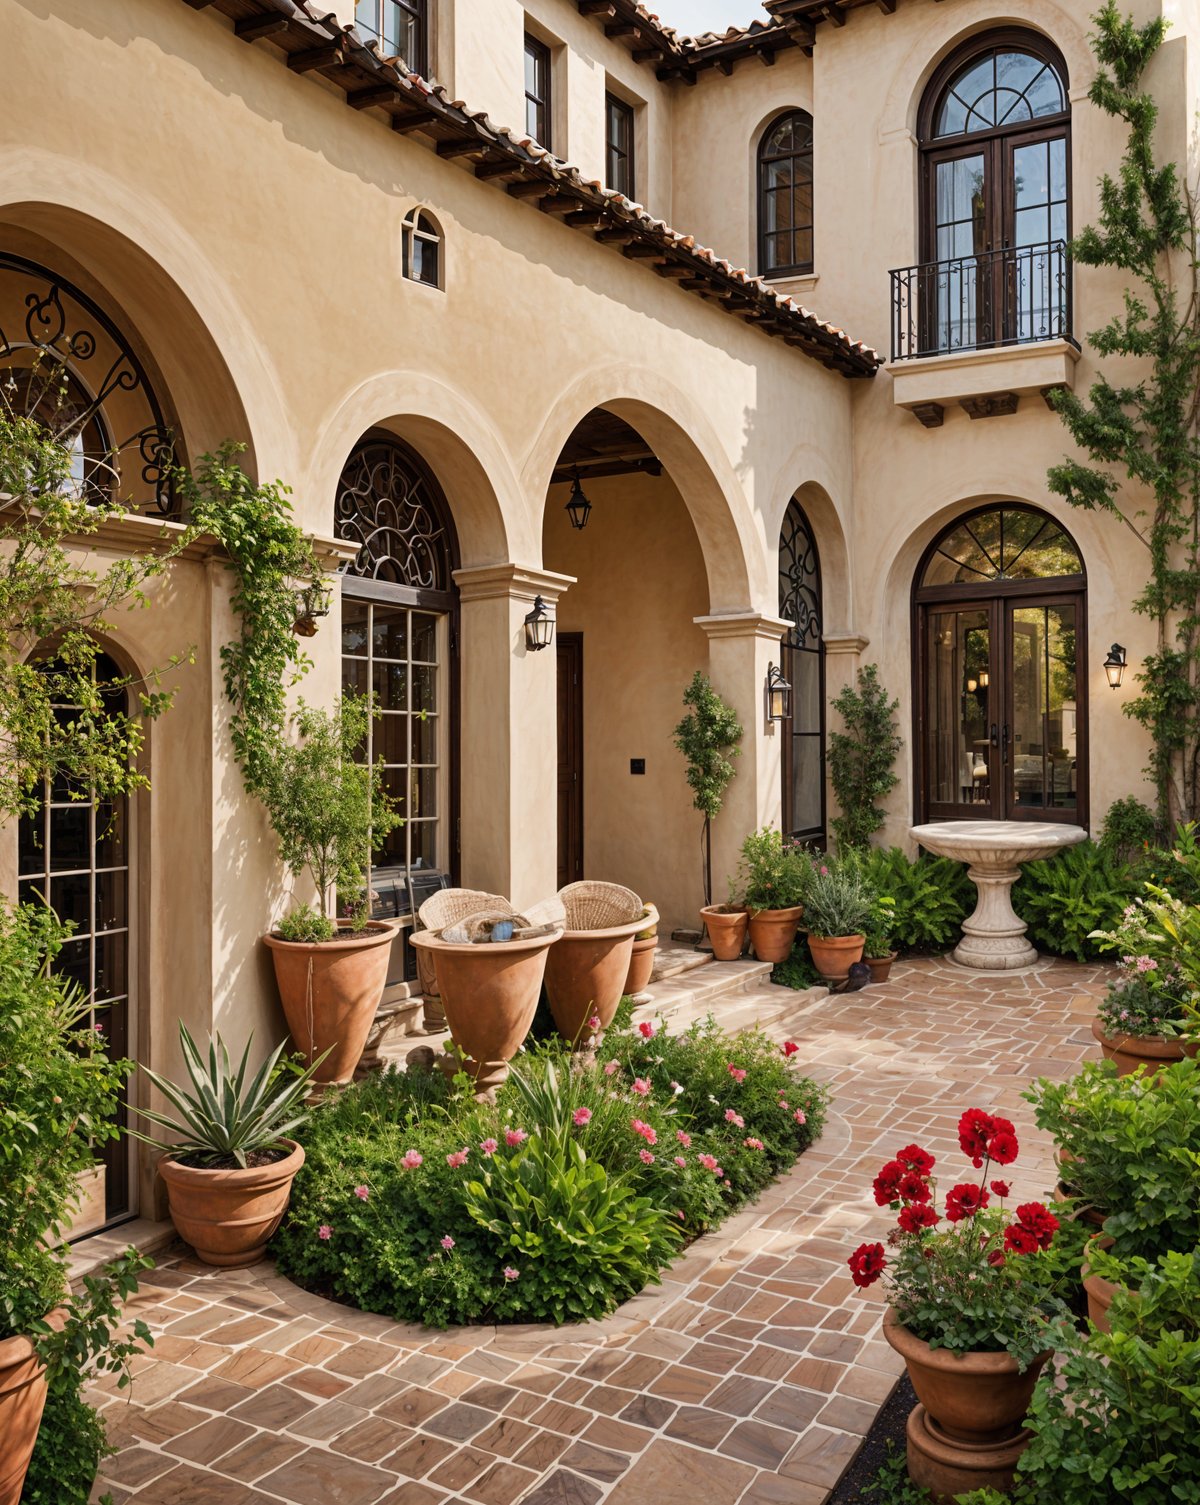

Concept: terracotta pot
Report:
left=624, top=934, right=658, bottom=997
left=883, top=1310, right=1047, bottom=1446
left=1082, top=1236, right=1122, bottom=1334
left=0, top=1309, right=66, bottom=1505
left=414, top=939, right=446, bottom=1033
left=158, top=1140, right=305, bottom=1268
left=808, top=932, right=867, bottom=980
left=747, top=905, right=805, bottom=964
left=544, top=916, right=647, bottom=1047
left=906, top=1403, right=1035, bottom=1505
left=1052, top=1181, right=1106, bottom=1229
left=1090, top=1017, right=1197, bottom=1078
left=701, top=905, right=748, bottom=961
left=865, top=951, right=898, bottom=984
left=410, top=929, right=560, bottom=1090
left=263, top=921, right=396, bottom=1086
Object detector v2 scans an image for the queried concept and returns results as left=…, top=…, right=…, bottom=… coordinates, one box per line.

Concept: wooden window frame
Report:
left=757, top=110, right=815, bottom=280
left=524, top=33, right=552, bottom=150
left=605, top=91, right=636, bottom=199
left=355, top=0, right=428, bottom=75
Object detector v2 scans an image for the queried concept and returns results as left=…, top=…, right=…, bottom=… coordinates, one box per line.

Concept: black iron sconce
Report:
left=565, top=468, right=592, bottom=531
left=524, top=595, right=555, bottom=652
left=292, top=579, right=332, bottom=637
left=765, top=661, right=792, bottom=724
left=1104, top=643, right=1127, bottom=689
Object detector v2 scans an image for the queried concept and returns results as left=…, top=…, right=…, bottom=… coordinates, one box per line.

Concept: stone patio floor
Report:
left=88, top=954, right=1108, bottom=1505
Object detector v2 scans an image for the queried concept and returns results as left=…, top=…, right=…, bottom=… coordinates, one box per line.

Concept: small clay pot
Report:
left=545, top=916, right=647, bottom=1046
left=701, top=905, right=748, bottom=960
left=747, top=905, right=805, bottom=964
left=865, top=951, right=898, bottom=984
left=158, top=1140, right=305, bottom=1268
left=0, top=1309, right=66, bottom=1505
left=264, top=921, right=397, bottom=1085
left=624, top=934, right=658, bottom=997
left=1090, top=1017, right=1196, bottom=1078
left=1082, top=1235, right=1122, bottom=1334
left=808, top=932, right=867, bottom=980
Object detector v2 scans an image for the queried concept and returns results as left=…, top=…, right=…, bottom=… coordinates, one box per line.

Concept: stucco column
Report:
left=693, top=612, right=792, bottom=903
left=454, top=564, right=575, bottom=909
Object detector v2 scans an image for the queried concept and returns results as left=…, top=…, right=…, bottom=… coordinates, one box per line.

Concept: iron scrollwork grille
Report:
left=778, top=498, right=825, bottom=844
left=336, top=438, right=457, bottom=601
left=0, top=253, right=178, bottom=516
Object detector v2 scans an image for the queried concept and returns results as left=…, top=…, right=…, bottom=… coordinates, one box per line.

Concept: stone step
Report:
left=649, top=944, right=713, bottom=983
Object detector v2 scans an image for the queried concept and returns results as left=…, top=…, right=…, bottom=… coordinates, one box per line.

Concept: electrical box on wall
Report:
left=630, top=759, right=646, bottom=775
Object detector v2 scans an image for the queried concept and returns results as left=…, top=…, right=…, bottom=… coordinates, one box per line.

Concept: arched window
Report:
left=336, top=436, right=459, bottom=984
left=916, top=32, right=1070, bottom=353
left=778, top=498, right=824, bottom=843
left=402, top=208, right=442, bottom=289
left=914, top=504, right=1087, bottom=825
left=758, top=112, right=814, bottom=279
left=18, top=650, right=136, bottom=1233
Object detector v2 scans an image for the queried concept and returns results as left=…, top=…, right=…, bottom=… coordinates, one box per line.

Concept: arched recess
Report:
left=911, top=501, right=1088, bottom=826
left=778, top=496, right=825, bottom=844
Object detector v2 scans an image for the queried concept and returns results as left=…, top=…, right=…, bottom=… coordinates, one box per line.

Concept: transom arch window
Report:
left=778, top=497, right=825, bottom=844
left=402, top=207, right=442, bottom=289
left=758, top=110, right=814, bottom=279
left=914, top=503, right=1088, bottom=826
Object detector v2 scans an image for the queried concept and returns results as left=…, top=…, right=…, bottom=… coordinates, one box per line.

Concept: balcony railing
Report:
left=890, top=241, right=1073, bottom=363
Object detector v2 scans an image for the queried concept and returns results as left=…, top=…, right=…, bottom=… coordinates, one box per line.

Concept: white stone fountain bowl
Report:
left=909, top=820, right=1087, bottom=868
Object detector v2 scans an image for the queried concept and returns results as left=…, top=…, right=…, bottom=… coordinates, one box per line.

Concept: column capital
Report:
left=453, top=562, right=575, bottom=606
left=823, top=632, right=870, bottom=656
left=693, top=611, right=791, bottom=644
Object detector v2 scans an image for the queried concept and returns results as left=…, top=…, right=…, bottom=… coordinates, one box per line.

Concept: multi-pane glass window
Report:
left=605, top=92, right=635, bottom=198
left=355, top=0, right=427, bottom=73
left=402, top=209, right=441, bottom=288
left=759, top=112, right=814, bottom=278
left=524, top=34, right=552, bottom=149
left=778, top=498, right=824, bottom=843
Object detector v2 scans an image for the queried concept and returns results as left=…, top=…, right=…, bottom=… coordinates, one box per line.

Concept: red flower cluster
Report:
left=849, top=1241, right=886, bottom=1288
left=958, top=1108, right=1019, bottom=1168
left=945, top=1182, right=989, bottom=1222
left=1002, top=1202, right=1059, bottom=1254
left=898, top=1203, right=939, bottom=1233
left=896, top=1144, right=936, bottom=1175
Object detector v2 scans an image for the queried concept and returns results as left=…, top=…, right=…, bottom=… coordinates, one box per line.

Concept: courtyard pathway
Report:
left=89, top=955, right=1106, bottom=1505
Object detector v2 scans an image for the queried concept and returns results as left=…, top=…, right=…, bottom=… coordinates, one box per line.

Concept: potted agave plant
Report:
left=805, top=860, right=874, bottom=980
left=261, top=695, right=401, bottom=1087
left=734, top=827, right=808, bottom=964
left=850, top=1109, right=1076, bottom=1501
left=134, top=1024, right=329, bottom=1267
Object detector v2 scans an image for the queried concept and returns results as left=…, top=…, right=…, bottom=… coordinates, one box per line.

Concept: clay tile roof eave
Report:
left=177, top=0, right=880, bottom=377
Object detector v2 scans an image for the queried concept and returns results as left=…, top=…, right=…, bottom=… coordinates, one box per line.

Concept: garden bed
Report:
left=271, top=1013, right=828, bottom=1329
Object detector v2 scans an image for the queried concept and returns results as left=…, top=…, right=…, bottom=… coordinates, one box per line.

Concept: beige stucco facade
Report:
left=0, top=0, right=1188, bottom=1226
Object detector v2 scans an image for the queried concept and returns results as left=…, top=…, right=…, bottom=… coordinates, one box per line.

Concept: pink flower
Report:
left=632, top=1077, right=651, bottom=1096
left=503, top=1267, right=520, bottom=1282
left=674, top=1156, right=687, bottom=1167
left=697, top=1153, right=720, bottom=1172
left=728, top=1065, right=746, bottom=1083
left=638, top=1021, right=655, bottom=1039
left=401, top=1149, right=423, bottom=1170
left=670, top=1081, right=684, bottom=1096
left=676, top=1130, right=692, bottom=1148
left=1135, top=955, right=1158, bottom=973
left=639, top=1148, right=656, bottom=1164
left=677, top=1210, right=686, bottom=1221
left=604, top=1060, right=620, bottom=1076
left=820, top=865, right=829, bottom=876
left=743, top=1137, right=764, bottom=1150
left=588, top=1014, right=602, bottom=1030
left=446, top=1149, right=469, bottom=1169
left=504, top=1129, right=527, bottom=1147
left=781, top=1041, right=799, bottom=1057
left=631, top=1119, right=658, bottom=1145
left=779, top=1099, right=789, bottom=1109
left=440, top=1235, right=455, bottom=1250
left=725, top=1109, right=745, bottom=1127
left=354, top=1184, right=369, bottom=1201
left=480, top=1138, right=499, bottom=1157
left=573, top=1108, right=592, bottom=1127
left=317, top=1224, right=332, bottom=1241
left=793, top=1109, right=807, bottom=1125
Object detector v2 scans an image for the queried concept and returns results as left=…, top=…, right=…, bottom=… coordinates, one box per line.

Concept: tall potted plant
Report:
left=673, top=671, right=744, bottom=949
left=805, top=860, right=875, bottom=980
left=260, top=695, right=401, bottom=1086
left=733, top=827, right=808, bottom=963
left=828, top=664, right=901, bottom=852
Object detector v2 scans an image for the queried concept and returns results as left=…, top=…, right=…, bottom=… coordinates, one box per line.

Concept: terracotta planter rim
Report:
left=883, top=1308, right=1037, bottom=1376
left=808, top=930, right=867, bottom=945
left=263, top=921, right=397, bottom=952
left=410, top=930, right=563, bottom=957
left=1090, top=1016, right=1190, bottom=1058
left=745, top=903, right=804, bottom=921
left=866, top=949, right=899, bottom=962
left=0, top=1305, right=68, bottom=1370
left=159, top=1139, right=305, bottom=1190
left=702, top=904, right=748, bottom=917
left=560, top=916, right=649, bottom=942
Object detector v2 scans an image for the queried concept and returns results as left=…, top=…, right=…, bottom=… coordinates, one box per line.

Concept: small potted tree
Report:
left=804, top=860, right=875, bottom=979
left=734, top=828, right=808, bottom=963
left=261, top=695, right=401, bottom=1087
left=863, top=893, right=898, bottom=983
left=673, top=671, right=745, bottom=955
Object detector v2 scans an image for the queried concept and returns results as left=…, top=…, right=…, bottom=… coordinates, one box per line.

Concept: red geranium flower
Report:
left=848, top=1242, right=886, bottom=1288
left=1003, top=1224, right=1039, bottom=1256
left=898, top=1203, right=939, bottom=1234
left=989, top=1180, right=1011, bottom=1199
left=896, top=1144, right=935, bottom=1175
left=1014, top=1202, right=1059, bottom=1250
left=944, top=1183, right=989, bottom=1222
left=987, top=1249, right=1007, bottom=1267
left=781, top=1041, right=800, bottom=1057
left=897, top=1171, right=932, bottom=1205
left=986, top=1117, right=1019, bottom=1165
left=958, top=1108, right=996, bottom=1166
left=872, top=1160, right=904, bottom=1206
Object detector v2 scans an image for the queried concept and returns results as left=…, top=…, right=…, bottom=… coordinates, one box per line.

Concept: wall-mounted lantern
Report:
left=565, top=468, right=593, bottom=531
left=979, top=669, right=990, bottom=688
left=292, top=579, right=332, bottom=637
left=764, top=661, right=792, bottom=724
left=1104, top=643, right=1128, bottom=689
left=524, top=594, right=555, bottom=652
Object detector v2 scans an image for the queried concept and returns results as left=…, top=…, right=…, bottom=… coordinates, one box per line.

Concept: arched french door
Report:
left=336, top=434, right=460, bottom=991
left=778, top=497, right=825, bottom=844
left=914, top=504, right=1087, bottom=824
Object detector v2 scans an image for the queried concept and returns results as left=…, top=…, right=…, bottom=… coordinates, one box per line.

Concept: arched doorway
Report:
left=336, top=433, right=460, bottom=989
left=913, top=503, right=1087, bottom=824
left=778, top=497, right=825, bottom=844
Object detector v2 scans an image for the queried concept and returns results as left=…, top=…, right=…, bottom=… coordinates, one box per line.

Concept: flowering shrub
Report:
left=732, top=826, right=810, bottom=910
left=1091, top=897, right=1190, bottom=1037
left=849, top=1109, right=1082, bottom=1369
left=273, top=1014, right=826, bottom=1327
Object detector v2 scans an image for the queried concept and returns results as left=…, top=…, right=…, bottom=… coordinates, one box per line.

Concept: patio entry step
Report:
left=632, top=954, right=827, bottom=1036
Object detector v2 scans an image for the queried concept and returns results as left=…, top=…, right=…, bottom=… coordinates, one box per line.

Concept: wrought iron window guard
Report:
left=889, top=240, right=1074, bottom=363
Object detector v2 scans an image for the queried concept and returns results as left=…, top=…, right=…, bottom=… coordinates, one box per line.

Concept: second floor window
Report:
left=356, top=0, right=427, bottom=75
left=758, top=111, right=814, bottom=278
left=605, top=93, right=635, bottom=199
left=524, top=34, right=552, bottom=148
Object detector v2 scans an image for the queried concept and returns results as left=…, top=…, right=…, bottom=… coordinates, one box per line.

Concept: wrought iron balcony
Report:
left=890, top=241, right=1073, bottom=364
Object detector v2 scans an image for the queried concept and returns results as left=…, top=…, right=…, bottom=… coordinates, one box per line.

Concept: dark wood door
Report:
left=557, top=634, right=583, bottom=889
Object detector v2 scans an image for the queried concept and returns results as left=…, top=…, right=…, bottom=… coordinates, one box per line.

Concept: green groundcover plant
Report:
left=273, top=1015, right=827, bottom=1329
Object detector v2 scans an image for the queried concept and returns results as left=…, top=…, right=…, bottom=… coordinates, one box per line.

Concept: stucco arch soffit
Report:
left=0, top=148, right=273, bottom=475
left=310, top=372, right=519, bottom=569
left=524, top=366, right=762, bottom=613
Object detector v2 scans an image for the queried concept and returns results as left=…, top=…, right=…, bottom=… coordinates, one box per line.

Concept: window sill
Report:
left=762, top=271, right=818, bottom=295
left=886, top=339, right=1080, bottom=426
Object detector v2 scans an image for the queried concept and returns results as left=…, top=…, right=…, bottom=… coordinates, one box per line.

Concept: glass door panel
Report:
left=929, top=152, right=988, bottom=351
left=923, top=605, right=995, bottom=813
left=1007, top=134, right=1068, bottom=341
left=1007, top=602, right=1079, bottom=815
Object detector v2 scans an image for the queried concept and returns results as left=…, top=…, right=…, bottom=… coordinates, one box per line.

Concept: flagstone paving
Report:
left=88, top=954, right=1108, bottom=1505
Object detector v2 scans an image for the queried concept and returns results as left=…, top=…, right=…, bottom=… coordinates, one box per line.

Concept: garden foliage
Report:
left=1012, top=840, right=1133, bottom=962
left=673, top=671, right=743, bottom=908
left=852, top=847, right=973, bottom=952
left=828, top=664, right=901, bottom=851
left=732, top=826, right=809, bottom=911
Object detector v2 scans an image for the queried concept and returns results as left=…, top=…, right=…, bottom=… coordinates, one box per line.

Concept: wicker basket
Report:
left=558, top=881, right=644, bottom=931
left=418, top=889, right=513, bottom=936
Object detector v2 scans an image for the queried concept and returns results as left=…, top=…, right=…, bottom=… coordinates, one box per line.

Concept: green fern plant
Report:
left=852, top=847, right=973, bottom=951
left=1012, top=841, right=1132, bottom=962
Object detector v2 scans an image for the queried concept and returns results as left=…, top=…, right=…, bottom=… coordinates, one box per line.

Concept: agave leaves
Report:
left=132, top=1023, right=330, bottom=1169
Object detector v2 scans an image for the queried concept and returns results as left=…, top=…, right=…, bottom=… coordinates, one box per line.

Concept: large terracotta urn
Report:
left=747, top=906, right=804, bottom=964
left=701, top=905, right=748, bottom=960
left=1090, top=1018, right=1197, bottom=1078
left=410, top=929, right=560, bottom=1093
left=624, top=908, right=659, bottom=998
left=545, top=915, right=647, bottom=1046
left=263, top=921, right=396, bottom=1086
left=158, top=1140, right=305, bottom=1267
left=808, top=932, right=867, bottom=980
left=0, top=1309, right=66, bottom=1505
left=884, top=1310, right=1047, bottom=1502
